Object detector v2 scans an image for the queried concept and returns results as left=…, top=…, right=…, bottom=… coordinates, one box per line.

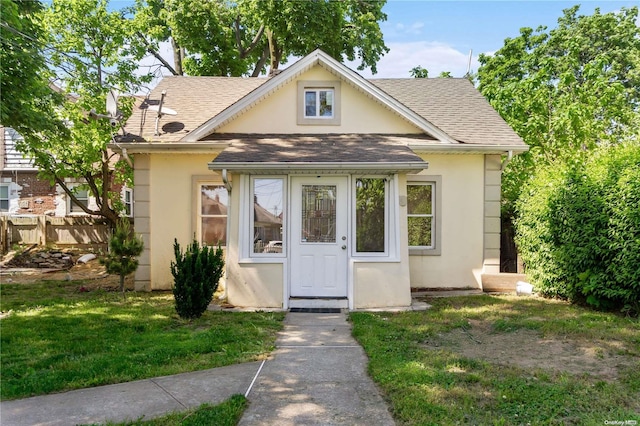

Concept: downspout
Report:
left=501, top=150, right=514, bottom=172
left=222, top=169, right=232, bottom=192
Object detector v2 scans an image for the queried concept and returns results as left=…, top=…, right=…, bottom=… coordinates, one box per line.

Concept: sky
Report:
left=127, top=0, right=639, bottom=87
left=359, top=0, right=639, bottom=78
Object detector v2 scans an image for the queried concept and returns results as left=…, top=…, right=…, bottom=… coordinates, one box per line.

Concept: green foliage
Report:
left=100, top=219, right=144, bottom=297
left=10, top=0, right=152, bottom=227
left=350, top=296, right=640, bottom=425
left=133, top=0, right=389, bottom=76
left=0, top=0, right=66, bottom=137
left=516, top=143, right=640, bottom=314
left=477, top=6, right=640, bottom=216
left=409, top=65, right=428, bottom=78
left=0, top=280, right=284, bottom=400
left=171, top=239, right=225, bottom=320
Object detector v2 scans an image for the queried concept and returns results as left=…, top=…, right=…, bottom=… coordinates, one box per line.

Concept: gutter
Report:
left=208, top=161, right=429, bottom=174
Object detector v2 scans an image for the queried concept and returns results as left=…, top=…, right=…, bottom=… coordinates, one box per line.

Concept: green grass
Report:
left=0, top=281, right=285, bottom=400
left=88, top=394, right=247, bottom=426
left=351, top=295, right=640, bottom=425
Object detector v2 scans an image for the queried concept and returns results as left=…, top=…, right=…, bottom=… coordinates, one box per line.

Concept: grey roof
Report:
left=211, top=134, right=428, bottom=166
left=370, top=78, right=524, bottom=146
left=122, top=74, right=525, bottom=148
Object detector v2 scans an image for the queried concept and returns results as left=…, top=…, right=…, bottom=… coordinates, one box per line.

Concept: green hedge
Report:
left=515, top=143, right=640, bottom=315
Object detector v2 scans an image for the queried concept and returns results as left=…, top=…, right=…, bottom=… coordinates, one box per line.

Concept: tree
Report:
left=15, top=0, right=151, bottom=227
left=410, top=66, right=429, bottom=78
left=0, top=0, right=65, bottom=137
left=101, top=219, right=144, bottom=298
left=477, top=6, right=640, bottom=217
left=133, top=0, right=389, bottom=77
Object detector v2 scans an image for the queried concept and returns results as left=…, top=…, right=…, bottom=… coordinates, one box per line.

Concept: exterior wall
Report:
left=226, top=263, right=284, bottom=308
left=483, top=155, right=502, bottom=274
left=0, top=171, right=57, bottom=215
left=138, top=153, right=222, bottom=291
left=217, top=67, right=421, bottom=134
left=408, top=154, right=485, bottom=289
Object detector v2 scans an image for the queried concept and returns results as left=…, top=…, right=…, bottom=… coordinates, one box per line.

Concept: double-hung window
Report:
left=122, top=188, right=133, bottom=217
left=0, top=184, right=9, bottom=211
left=199, top=184, right=228, bottom=247
left=407, top=176, right=441, bottom=255
left=68, top=187, right=90, bottom=213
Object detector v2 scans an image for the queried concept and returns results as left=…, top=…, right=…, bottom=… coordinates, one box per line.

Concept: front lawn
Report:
left=351, top=295, right=640, bottom=425
left=0, top=281, right=285, bottom=400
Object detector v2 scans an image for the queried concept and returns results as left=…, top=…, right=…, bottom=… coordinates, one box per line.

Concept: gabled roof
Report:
left=120, top=49, right=526, bottom=151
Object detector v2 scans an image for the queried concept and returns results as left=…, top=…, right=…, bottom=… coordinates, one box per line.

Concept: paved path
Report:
left=1, top=311, right=395, bottom=426
left=239, top=311, right=395, bottom=425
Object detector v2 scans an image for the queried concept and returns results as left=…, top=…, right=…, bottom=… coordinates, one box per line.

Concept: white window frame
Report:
left=407, top=175, right=442, bottom=256
left=0, top=183, right=10, bottom=212
left=250, top=176, right=286, bottom=258
left=122, top=187, right=134, bottom=218
left=352, top=176, right=391, bottom=258
left=304, top=88, right=334, bottom=119
left=297, top=81, right=341, bottom=125
left=196, top=182, right=228, bottom=248
left=67, top=186, right=90, bottom=214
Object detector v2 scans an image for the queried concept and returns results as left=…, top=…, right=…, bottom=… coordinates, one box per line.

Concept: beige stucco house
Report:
left=116, top=50, right=527, bottom=310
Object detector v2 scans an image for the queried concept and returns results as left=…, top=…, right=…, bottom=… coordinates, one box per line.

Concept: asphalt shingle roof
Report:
left=122, top=74, right=525, bottom=148
left=210, top=134, right=430, bottom=164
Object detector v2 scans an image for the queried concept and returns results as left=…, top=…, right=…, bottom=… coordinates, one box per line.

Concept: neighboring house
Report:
left=117, top=49, right=527, bottom=310
left=0, top=126, right=132, bottom=218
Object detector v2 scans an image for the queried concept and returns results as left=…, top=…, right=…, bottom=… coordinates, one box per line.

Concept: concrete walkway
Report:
left=1, top=311, right=395, bottom=426
left=239, top=311, right=395, bottom=425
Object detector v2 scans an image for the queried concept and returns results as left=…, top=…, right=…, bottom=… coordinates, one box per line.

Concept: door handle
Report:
left=341, top=245, right=347, bottom=250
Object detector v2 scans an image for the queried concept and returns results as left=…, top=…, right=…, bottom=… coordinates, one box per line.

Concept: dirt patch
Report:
left=1, top=257, right=133, bottom=291
left=424, top=320, right=635, bottom=381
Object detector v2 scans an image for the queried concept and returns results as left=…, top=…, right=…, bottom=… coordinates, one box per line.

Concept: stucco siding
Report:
left=217, top=67, right=421, bottom=134
left=409, top=154, right=485, bottom=289
left=145, top=153, right=221, bottom=290
left=353, top=262, right=411, bottom=308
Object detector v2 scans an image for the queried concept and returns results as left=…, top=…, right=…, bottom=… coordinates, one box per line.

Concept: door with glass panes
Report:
left=290, top=176, right=348, bottom=297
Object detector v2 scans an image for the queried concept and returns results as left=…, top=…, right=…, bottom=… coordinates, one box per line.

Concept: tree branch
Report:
left=135, top=31, right=179, bottom=76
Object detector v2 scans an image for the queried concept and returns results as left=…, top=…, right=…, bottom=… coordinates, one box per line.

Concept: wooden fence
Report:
left=0, top=215, right=111, bottom=253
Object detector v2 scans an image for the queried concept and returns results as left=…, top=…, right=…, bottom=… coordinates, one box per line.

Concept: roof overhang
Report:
left=110, top=142, right=228, bottom=154
left=409, top=143, right=529, bottom=155
left=208, top=161, right=428, bottom=175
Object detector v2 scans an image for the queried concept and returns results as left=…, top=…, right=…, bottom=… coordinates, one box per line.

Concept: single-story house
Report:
left=116, top=49, right=527, bottom=310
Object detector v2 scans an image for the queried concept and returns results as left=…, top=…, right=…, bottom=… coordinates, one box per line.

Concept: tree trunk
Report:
left=171, top=37, right=184, bottom=76
left=120, top=274, right=126, bottom=299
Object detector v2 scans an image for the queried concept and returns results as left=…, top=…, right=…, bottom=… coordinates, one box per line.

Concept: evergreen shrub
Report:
left=516, top=143, right=640, bottom=315
left=171, top=239, right=224, bottom=319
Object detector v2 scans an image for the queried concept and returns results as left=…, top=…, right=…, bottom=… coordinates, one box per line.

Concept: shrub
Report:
left=171, top=239, right=224, bottom=319
left=516, top=143, right=640, bottom=314
left=100, top=219, right=144, bottom=298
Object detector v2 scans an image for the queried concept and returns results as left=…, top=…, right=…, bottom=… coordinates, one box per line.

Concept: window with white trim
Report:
left=68, top=187, right=90, bottom=213
left=251, top=177, right=284, bottom=256
left=407, top=176, right=441, bottom=255
left=297, top=81, right=341, bottom=125
left=355, top=177, right=388, bottom=254
left=199, top=184, right=228, bottom=247
left=122, top=188, right=133, bottom=217
left=304, top=89, right=334, bottom=118
left=0, top=184, right=9, bottom=211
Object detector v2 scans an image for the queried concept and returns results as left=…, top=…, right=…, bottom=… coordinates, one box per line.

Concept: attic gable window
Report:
left=297, top=81, right=341, bottom=125
left=305, top=89, right=333, bottom=118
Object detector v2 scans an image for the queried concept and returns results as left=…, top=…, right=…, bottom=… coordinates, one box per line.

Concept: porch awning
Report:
left=208, top=134, right=429, bottom=175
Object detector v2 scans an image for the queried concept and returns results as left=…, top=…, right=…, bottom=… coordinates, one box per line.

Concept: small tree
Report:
left=101, top=219, right=144, bottom=298
left=171, top=239, right=225, bottom=320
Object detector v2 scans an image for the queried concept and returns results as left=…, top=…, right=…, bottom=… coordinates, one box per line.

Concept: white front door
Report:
left=290, top=176, right=348, bottom=297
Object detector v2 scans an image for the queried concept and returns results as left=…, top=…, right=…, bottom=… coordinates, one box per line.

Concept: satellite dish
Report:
left=147, top=104, right=177, bottom=116
left=106, top=89, right=119, bottom=117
